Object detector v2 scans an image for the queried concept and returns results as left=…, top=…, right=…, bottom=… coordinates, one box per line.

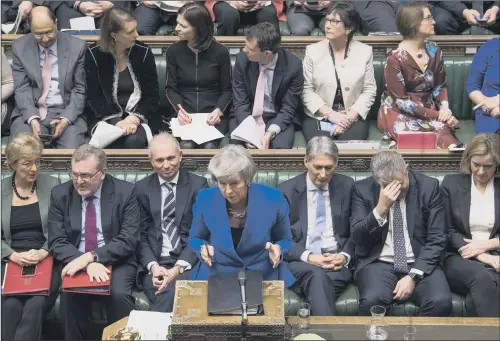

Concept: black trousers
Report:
left=105, top=116, right=148, bottom=149
left=134, top=4, right=177, bottom=36
left=286, top=6, right=326, bottom=36
left=1, top=262, right=61, bottom=341
left=301, top=115, right=369, bottom=142
left=179, top=117, right=229, bottom=149
left=228, top=117, right=295, bottom=149
left=288, top=261, right=352, bottom=316
left=431, top=4, right=500, bottom=35
left=60, top=262, right=136, bottom=340
left=213, top=2, right=279, bottom=36
left=444, top=254, right=500, bottom=317
left=355, top=261, right=452, bottom=317
left=141, top=259, right=190, bottom=313
left=360, top=1, right=400, bottom=34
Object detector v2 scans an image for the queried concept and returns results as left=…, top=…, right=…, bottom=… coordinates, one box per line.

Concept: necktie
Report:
left=163, top=182, right=179, bottom=249
left=392, top=200, right=408, bottom=273
left=85, top=196, right=98, bottom=252
left=252, top=65, right=267, bottom=137
left=37, top=48, right=52, bottom=121
left=310, top=188, right=326, bottom=255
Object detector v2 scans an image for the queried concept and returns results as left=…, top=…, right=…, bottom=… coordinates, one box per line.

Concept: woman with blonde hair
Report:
left=1, top=133, right=61, bottom=340
left=441, top=133, right=500, bottom=317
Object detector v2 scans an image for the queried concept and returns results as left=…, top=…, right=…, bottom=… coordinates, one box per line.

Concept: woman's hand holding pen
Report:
left=177, top=104, right=192, bottom=125
left=201, top=243, right=215, bottom=267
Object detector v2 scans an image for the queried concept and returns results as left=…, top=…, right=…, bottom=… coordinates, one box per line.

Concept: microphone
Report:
left=238, top=271, right=249, bottom=325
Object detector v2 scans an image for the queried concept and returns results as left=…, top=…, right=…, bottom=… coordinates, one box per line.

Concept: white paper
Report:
left=170, top=113, right=224, bottom=145
left=2, top=12, right=21, bottom=34
left=334, top=140, right=381, bottom=150
left=126, top=310, right=172, bottom=340
left=152, top=1, right=185, bottom=12
left=230, top=116, right=264, bottom=149
left=70, top=16, right=96, bottom=30
left=89, top=121, right=123, bottom=148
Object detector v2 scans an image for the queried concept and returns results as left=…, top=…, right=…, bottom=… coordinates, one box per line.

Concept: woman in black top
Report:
left=85, top=7, right=161, bottom=149
left=166, top=3, right=232, bottom=149
left=1, top=133, right=61, bottom=340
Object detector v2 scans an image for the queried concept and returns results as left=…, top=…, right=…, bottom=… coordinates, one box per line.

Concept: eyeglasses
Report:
left=19, top=160, right=41, bottom=169
left=33, top=31, right=56, bottom=39
left=422, top=14, right=434, bottom=21
left=70, top=170, right=102, bottom=181
left=325, top=18, right=344, bottom=26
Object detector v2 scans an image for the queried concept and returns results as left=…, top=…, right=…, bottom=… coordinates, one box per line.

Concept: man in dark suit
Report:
left=135, top=133, right=208, bottom=312
left=432, top=1, right=500, bottom=34
left=351, top=150, right=452, bottom=316
left=10, top=6, right=87, bottom=148
left=48, top=145, right=139, bottom=340
left=356, top=0, right=421, bottom=34
left=231, top=22, right=304, bottom=149
left=279, top=136, right=354, bottom=316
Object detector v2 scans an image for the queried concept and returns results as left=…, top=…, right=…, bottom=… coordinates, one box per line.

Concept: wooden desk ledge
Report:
left=1, top=148, right=463, bottom=172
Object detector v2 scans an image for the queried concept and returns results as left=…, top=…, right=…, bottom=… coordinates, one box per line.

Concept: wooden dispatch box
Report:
left=171, top=280, right=287, bottom=341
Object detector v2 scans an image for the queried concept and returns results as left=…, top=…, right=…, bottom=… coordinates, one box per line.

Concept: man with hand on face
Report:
left=48, top=145, right=139, bottom=340
left=351, top=150, right=452, bottom=317
left=135, top=133, right=208, bottom=312
left=9, top=6, right=87, bottom=148
left=279, top=136, right=354, bottom=316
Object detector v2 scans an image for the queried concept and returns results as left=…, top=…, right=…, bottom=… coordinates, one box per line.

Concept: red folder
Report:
left=2, top=256, right=54, bottom=296
left=62, top=266, right=112, bottom=295
left=397, top=131, right=436, bottom=149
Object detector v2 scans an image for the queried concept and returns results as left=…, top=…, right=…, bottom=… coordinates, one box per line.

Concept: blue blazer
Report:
left=466, top=37, right=500, bottom=133
left=188, top=184, right=296, bottom=288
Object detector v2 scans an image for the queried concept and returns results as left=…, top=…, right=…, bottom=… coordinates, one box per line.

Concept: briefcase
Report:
left=2, top=256, right=54, bottom=296
left=171, top=280, right=286, bottom=341
left=62, top=266, right=112, bottom=295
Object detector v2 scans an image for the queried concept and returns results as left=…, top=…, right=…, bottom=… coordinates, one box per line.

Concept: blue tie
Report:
left=310, top=188, right=326, bottom=255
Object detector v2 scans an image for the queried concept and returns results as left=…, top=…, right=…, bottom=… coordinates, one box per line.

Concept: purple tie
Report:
left=85, top=196, right=98, bottom=252
left=37, top=48, right=52, bottom=121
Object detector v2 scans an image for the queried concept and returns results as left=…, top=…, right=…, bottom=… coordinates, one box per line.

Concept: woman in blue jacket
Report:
left=188, top=145, right=295, bottom=288
left=466, top=37, right=500, bottom=134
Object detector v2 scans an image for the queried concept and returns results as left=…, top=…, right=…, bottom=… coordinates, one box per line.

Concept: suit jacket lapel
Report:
left=212, top=189, right=240, bottom=259
left=250, top=62, right=259, bottom=98
left=70, top=189, right=82, bottom=246
left=100, top=177, right=114, bottom=243
left=37, top=177, right=50, bottom=234
left=238, top=184, right=258, bottom=255
left=328, top=176, right=341, bottom=241
left=57, top=33, right=69, bottom=99
left=295, top=174, right=308, bottom=245
left=405, top=174, right=418, bottom=240
left=271, top=49, right=284, bottom=100
left=149, top=174, right=162, bottom=240
left=29, top=36, right=43, bottom=90
left=459, top=176, right=472, bottom=237
left=491, top=177, right=500, bottom=237
left=175, top=170, right=189, bottom=228
left=1, top=179, right=13, bottom=244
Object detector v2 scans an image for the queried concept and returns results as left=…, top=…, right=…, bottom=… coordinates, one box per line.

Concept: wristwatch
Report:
left=408, top=272, right=423, bottom=285
left=90, top=251, right=98, bottom=262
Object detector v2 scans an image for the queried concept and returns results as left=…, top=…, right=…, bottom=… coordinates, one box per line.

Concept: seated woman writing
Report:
left=188, top=145, right=295, bottom=287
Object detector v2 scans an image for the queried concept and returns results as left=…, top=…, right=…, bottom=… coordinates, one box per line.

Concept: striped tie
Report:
left=162, top=182, right=179, bottom=249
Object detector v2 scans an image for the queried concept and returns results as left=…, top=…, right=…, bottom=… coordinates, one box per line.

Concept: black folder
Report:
left=208, top=270, right=264, bottom=316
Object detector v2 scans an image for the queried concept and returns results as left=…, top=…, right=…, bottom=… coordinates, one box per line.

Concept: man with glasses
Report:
left=9, top=6, right=87, bottom=148
left=135, top=133, right=208, bottom=313
left=279, top=136, right=355, bottom=316
left=351, top=151, right=452, bottom=317
left=48, top=144, right=139, bottom=340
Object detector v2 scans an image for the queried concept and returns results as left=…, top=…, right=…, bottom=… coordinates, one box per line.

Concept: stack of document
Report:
left=126, top=310, right=172, bottom=340
left=230, top=116, right=264, bottom=149
left=170, top=113, right=224, bottom=145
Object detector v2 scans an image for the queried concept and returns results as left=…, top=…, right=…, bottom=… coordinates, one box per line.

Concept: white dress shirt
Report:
left=300, top=176, right=351, bottom=265
left=147, top=173, right=191, bottom=272
left=78, top=185, right=105, bottom=253
left=470, top=175, right=495, bottom=241
left=373, top=198, right=423, bottom=276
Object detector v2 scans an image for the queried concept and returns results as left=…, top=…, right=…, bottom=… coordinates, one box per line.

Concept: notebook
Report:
left=62, top=266, right=112, bottom=295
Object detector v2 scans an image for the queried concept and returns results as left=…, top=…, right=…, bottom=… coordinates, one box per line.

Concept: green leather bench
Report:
left=0, top=170, right=476, bottom=339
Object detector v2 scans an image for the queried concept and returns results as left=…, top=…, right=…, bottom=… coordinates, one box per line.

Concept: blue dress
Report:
left=466, top=37, right=500, bottom=133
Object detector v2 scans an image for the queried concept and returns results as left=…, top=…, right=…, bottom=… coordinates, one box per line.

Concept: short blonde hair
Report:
left=208, top=145, right=255, bottom=184
left=460, top=133, right=500, bottom=173
left=5, top=133, right=44, bottom=171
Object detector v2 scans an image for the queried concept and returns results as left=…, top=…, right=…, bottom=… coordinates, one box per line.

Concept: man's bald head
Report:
left=149, top=132, right=183, bottom=182
left=30, top=6, right=57, bottom=48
